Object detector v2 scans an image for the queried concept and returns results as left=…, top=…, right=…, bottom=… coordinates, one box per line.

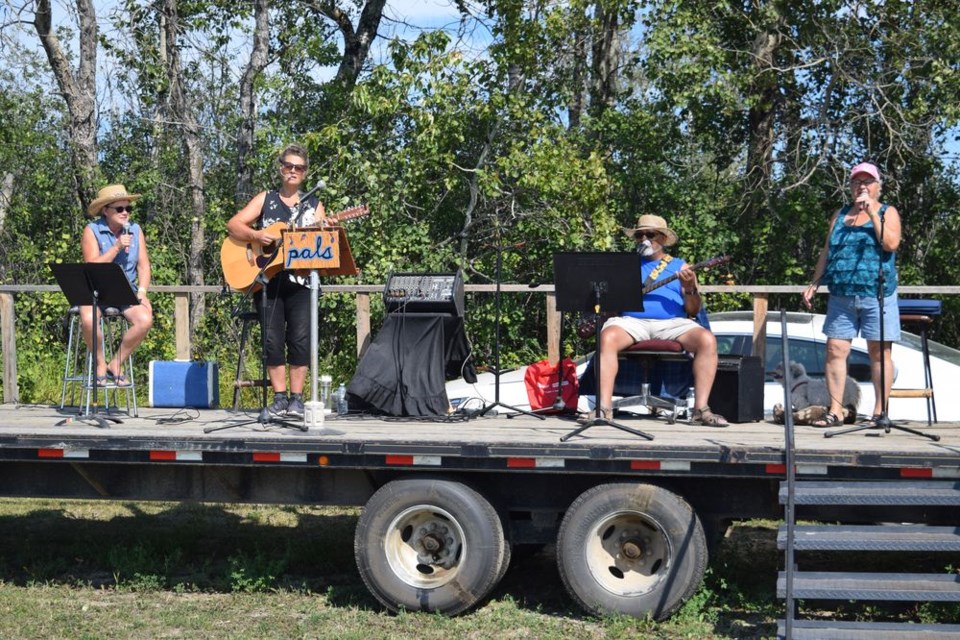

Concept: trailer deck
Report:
left=2, top=404, right=958, bottom=479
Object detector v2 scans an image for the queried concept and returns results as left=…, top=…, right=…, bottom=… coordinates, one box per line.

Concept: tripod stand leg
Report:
left=561, top=416, right=654, bottom=442
left=825, top=420, right=940, bottom=441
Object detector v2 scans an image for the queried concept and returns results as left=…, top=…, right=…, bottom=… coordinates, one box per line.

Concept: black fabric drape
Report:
left=347, top=314, right=471, bottom=416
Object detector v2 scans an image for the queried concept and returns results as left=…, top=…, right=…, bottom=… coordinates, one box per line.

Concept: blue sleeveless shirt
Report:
left=86, top=217, right=142, bottom=291
left=823, top=204, right=897, bottom=297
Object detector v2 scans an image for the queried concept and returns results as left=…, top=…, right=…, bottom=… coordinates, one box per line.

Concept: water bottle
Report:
left=686, top=387, right=696, bottom=419
left=335, top=383, right=348, bottom=416
left=320, top=375, right=332, bottom=414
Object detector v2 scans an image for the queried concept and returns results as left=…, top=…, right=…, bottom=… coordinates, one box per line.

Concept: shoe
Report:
left=268, top=394, right=289, bottom=417
left=691, top=405, right=729, bottom=427
left=286, top=395, right=304, bottom=419
left=810, top=411, right=842, bottom=428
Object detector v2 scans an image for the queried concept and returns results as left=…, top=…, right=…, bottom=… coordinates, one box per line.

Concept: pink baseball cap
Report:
left=850, top=162, right=880, bottom=181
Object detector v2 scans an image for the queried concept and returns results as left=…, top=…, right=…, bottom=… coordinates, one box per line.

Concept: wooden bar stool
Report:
left=888, top=299, right=941, bottom=425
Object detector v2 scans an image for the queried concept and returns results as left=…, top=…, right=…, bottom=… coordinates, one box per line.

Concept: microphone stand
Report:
left=478, top=230, right=544, bottom=419
left=826, top=204, right=938, bottom=441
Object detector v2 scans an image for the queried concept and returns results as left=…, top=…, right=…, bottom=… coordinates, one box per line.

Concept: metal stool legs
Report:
left=64, top=307, right=138, bottom=417
left=60, top=306, right=86, bottom=410
left=231, top=310, right=267, bottom=412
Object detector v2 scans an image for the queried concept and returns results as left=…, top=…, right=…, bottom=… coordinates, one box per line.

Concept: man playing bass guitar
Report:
left=596, top=215, right=728, bottom=427
left=226, top=143, right=324, bottom=419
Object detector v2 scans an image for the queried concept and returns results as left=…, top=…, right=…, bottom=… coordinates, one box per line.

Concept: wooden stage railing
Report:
left=2, top=283, right=958, bottom=404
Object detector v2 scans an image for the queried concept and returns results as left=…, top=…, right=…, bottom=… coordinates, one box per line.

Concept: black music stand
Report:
left=50, top=262, right=139, bottom=428
left=553, top=252, right=654, bottom=441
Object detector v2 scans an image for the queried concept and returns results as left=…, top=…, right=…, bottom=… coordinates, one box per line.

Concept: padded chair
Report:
left=612, top=339, right=693, bottom=424
left=888, top=299, right=941, bottom=424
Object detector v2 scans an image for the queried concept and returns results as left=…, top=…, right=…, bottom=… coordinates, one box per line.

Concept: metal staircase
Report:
left=774, top=311, right=960, bottom=639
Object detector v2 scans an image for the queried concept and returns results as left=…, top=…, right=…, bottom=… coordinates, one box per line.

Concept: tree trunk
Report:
left=320, top=0, right=387, bottom=90
left=162, top=0, right=206, bottom=344
left=33, top=0, right=99, bottom=212
left=236, top=0, right=270, bottom=205
left=0, top=173, right=13, bottom=232
left=589, top=1, right=621, bottom=117
left=744, top=19, right=783, bottom=223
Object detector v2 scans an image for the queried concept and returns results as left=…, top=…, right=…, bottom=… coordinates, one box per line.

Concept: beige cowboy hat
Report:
left=621, top=214, right=678, bottom=247
left=87, top=184, right=141, bottom=217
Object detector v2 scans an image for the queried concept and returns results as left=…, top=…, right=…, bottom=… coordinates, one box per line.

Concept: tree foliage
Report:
left=2, top=0, right=960, bottom=402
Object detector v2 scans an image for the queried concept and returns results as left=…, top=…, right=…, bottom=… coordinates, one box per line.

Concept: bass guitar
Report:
left=575, top=255, right=731, bottom=339
left=221, top=205, right=369, bottom=291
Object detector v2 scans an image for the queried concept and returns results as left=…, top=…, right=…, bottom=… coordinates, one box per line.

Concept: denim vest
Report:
left=87, top=217, right=141, bottom=291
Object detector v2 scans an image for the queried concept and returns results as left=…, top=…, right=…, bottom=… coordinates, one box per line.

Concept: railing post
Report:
left=174, top=292, right=190, bottom=360
left=356, top=292, right=371, bottom=357
left=0, top=292, right=18, bottom=403
left=546, top=293, right=560, bottom=365
left=752, top=293, right=768, bottom=366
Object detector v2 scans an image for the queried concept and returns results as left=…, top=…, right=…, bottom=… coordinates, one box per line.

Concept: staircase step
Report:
left=777, top=619, right=960, bottom=639
left=778, top=524, right=960, bottom=552
left=780, top=481, right=960, bottom=506
left=777, top=571, right=960, bottom=601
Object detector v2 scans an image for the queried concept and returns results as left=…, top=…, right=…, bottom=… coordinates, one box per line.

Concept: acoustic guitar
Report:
left=575, top=255, right=731, bottom=339
left=220, top=205, right=369, bottom=291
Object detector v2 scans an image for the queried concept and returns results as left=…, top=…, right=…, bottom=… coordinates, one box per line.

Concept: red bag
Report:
left=524, top=358, right=579, bottom=413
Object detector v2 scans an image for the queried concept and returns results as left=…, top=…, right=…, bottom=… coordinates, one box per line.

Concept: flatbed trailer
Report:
left=2, top=404, right=959, bottom=623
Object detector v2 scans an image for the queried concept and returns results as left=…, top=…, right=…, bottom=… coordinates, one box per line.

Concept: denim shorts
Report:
left=824, top=293, right=901, bottom=342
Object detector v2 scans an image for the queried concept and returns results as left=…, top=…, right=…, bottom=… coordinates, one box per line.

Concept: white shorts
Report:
left=602, top=316, right=700, bottom=342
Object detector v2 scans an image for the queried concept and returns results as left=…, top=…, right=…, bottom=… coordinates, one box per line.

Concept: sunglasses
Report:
left=634, top=231, right=661, bottom=241
left=107, top=205, right=134, bottom=213
left=281, top=161, right=307, bottom=173
left=851, top=178, right=877, bottom=188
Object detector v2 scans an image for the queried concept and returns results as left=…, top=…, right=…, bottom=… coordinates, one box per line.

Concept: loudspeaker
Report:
left=707, top=355, right=763, bottom=423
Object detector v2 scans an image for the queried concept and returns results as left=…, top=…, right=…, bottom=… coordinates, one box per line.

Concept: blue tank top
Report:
left=823, top=204, right=897, bottom=297
left=86, top=217, right=141, bottom=291
left=622, top=256, right=687, bottom=320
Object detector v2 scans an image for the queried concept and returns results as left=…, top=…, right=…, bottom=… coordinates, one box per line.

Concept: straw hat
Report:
left=87, top=184, right=141, bottom=217
left=621, top=214, right=678, bottom=247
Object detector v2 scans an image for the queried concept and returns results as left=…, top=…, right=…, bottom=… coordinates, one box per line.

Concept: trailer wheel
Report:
left=355, top=478, right=507, bottom=615
left=556, top=483, right=707, bottom=620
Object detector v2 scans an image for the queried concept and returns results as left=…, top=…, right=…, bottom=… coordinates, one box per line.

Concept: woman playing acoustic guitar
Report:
left=226, top=143, right=326, bottom=419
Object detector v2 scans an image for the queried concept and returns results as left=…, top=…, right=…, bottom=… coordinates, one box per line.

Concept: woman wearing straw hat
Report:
left=80, top=184, right=154, bottom=386
left=597, top=214, right=728, bottom=427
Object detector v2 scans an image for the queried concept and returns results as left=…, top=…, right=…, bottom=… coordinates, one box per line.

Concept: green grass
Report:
left=0, top=499, right=956, bottom=639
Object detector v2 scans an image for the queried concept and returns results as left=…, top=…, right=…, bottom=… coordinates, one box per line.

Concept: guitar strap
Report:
left=643, top=255, right=673, bottom=288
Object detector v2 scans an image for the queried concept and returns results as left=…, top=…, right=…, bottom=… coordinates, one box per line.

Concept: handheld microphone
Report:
left=122, top=222, right=131, bottom=235
left=300, top=180, right=326, bottom=202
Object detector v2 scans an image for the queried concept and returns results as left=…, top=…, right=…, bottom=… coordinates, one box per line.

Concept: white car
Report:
left=710, top=311, right=959, bottom=422
left=446, top=311, right=959, bottom=422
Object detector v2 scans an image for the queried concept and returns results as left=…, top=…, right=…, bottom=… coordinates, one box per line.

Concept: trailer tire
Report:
left=556, top=482, right=707, bottom=620
left=355, top=478, right=507, bottom=615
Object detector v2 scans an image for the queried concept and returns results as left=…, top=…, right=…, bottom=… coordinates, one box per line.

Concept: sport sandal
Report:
left=692, top=405, right=728, bottom=427
left=810, top=411, right=842, bottom=428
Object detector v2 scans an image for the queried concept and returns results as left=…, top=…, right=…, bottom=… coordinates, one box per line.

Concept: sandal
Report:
left=692, top=405, right=728, bottom=428
left=810, top=411, right=842, bottom=428
left=576, top=406, right=614, bottom=424
left=106, top=369, right=131, bottom=387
